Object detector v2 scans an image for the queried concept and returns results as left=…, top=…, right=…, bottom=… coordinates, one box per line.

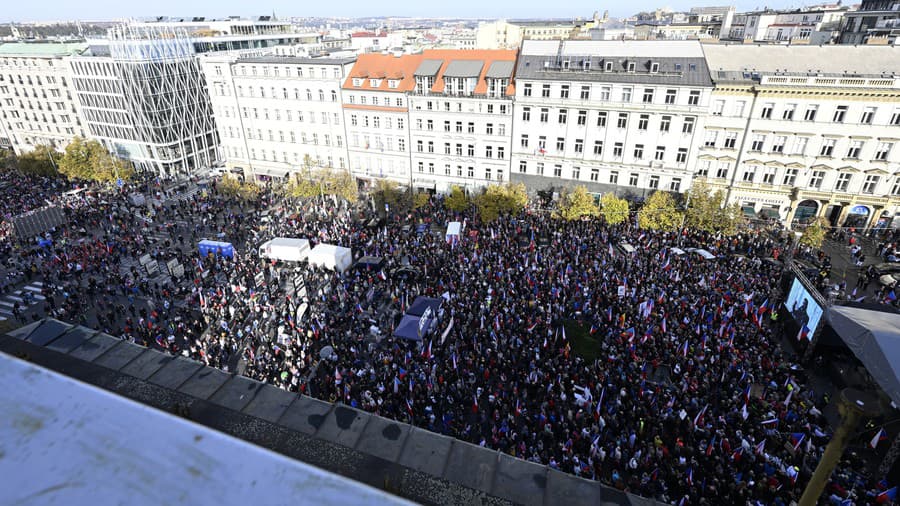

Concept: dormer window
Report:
left=352, top=78, right=363, bottom=87
left=627, top=61, right=636, bottom=72
left=388, top=79, right=399, bottom=89
left=650, top=62, right=660, bottom=73
left=604, top=61, right=613, bottom=71
left=369, top=78, right=382, bottom=87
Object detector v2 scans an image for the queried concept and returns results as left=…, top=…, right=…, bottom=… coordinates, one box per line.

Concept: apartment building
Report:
left=68, top=19, right=310, bottom=176
left=201, top=53, right=355, bottom=179
left=700, top=44, right=900, bottom=230
left=511, top=40, right=712, bottom=199
left=408, top=49, right=516, bottom=192
left=839, top=0, right=900, bottom=44
left=342, top=53, right=422, bottom=184
left=726, top=5, right=851, bottom=44
left=0, top=42, right=88, bottom=155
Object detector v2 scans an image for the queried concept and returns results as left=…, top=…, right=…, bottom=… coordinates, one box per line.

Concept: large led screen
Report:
left=786, top=278, right=823, bottom=339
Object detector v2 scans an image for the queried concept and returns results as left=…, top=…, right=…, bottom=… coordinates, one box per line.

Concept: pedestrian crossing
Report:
left=0, top=281, right=45, bottom=321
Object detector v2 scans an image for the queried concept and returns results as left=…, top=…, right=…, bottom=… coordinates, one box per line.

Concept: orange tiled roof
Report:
left=342, top=49, right=518, bottom=96
left=342, top=52, right=425, bottom=93
left=421, top=49, right=518, bottom=97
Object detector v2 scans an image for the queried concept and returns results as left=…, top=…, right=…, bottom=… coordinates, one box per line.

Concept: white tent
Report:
left=307, top=244, right=353, bottom=272
left=445, top=222, right=462, bottom=243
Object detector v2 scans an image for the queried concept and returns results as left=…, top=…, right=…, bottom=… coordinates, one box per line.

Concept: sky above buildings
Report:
left=5, top=0, right=815, bottom=23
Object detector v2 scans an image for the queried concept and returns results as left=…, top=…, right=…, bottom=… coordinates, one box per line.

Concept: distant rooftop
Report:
left=0, top=41, right=88, bottom=57
left=702, top=44, right=900, bottom=79
left=238, top=55, right=357, bottom=65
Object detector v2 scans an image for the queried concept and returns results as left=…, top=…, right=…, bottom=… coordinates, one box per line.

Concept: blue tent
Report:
left=199, top=240, right=234, bottom=259
left=406, top=296, right=442, bottom=317
left=392, top=314, right=435, bottom=341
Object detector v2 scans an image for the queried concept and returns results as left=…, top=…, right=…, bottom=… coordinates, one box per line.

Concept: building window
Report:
left=697, top=160, right=712, bottom=177
left=665, top=89, right=676, bottom=104
left=688, top=90, right=700, bottom=106
left=820, top=138, right=836, bottom=157
left=742, top=166, right=756, bottom=182
left=560, top=85, right=569, bottom=98
left=628, top=173, right=639, bottom=186
left=833, top=105, right=848, bottom=123
left=621, top=88, right=632, bottom=102
left=553, top=165, right=562, bottom=177
left=847, top=140, right=863, bottom=159
left=456, top=144, right=463, bottom=155
left=724, top=132, right=738, bottom=149
left=648, top=175, right=659, bottom=189
left=398, top=139, right=405, bottom=151
left=468, top=167, right=475, bottom=178
left=485, top=168, right=491, bottom=180
left=577, top=110, right=587, bottom=125
left=593, top=141, right=603, bottom=155
left=713, top=100, right=725, bottom=116
left=600, top=87, right=611, bottom=101
left=863, top=175, right=880, bottom=194
left=875, top=142, right=893, bottom=161
left=538, top=136, right=547, bottom=152
left=590, top=168, right=599, bottom=182
left=486, top=123, right=493, bottom=135
left=617, top=113, right=628, bottom=129
left=660, top=116, right=671, bottom=132
left=468, top=145, right=475, bottom=156
left=762, top=168, right=776, bottom=185
left=498, top=147, right=505, bottom=159
left=804, top=106, right=818, bottom=122
left=572, top=166, right=580, bottom=179
left=861, top=107, right=876, bottom=124
left=891, top=109, right=900, bottom=126
left=670, top=178, right=681, bottom=192
left=536, top=163, right=544, bottom=176
left=835, top=173, right=852, bottom=192
left=613, top=143, right=624, bottom=158
left=791, top=137, right=808, bottom=155
left=761, top=103, right=774, bottom=119
left=417, top=162, right=424, bottom=173
left=655, top=146, right=665, bottom=161
left=704, top=131, right=718, bottom=147
left=574, top=139, right=584, bottom=153
left=445, top=143, right=451, bottom=155
left=638, top=114, right=649, bottom=131
left=634, top=144, right=644, bottom=160
left=751, top=134, right=766, bottom=152
left=783, top=104, right=796, bottom=120
left=417, top=141, right=423, bottom=152
left=642, top=88, right=654, bottom=103
left=556, top=137, right=565, bottom=152
left=892, top=178, right=900, bottom=196
left=485, top=146, right=493, bottom=158
left=772, top=136, right=786, bottom=153
left=782, top=168, right=797, bottom=186
left=809, top=170, right=825, bottom=189
left=716, top=163, right=729, bottom=179
left=521, top=135, right=529, bottom=148
left=522, top=107, right=531, bottom=121
left=519, top=161, right=527, bottom=173
left=597, top=111, right=607, bottom=127
left=523, top=83, right=532, bottom=97
left=558, top=109, right=568, bottom=124
left=610, top=171, right=619, bottom=185
left=580, top=86, right=590, bottom=99
left=468, top=122, right=475, bottom=133
left=541, top=84, right=551, bottom=98
left=540, top=109, right=549, bottom=123
left=676, top=148, right=688, bottom=163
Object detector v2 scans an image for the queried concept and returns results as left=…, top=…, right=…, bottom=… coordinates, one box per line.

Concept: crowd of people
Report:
left=1, top=169, right=895, bottom=505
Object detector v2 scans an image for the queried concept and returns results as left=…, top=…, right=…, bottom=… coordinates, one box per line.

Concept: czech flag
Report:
left=870, top=428, right=888, bottom=449
left=877, top=487, right=898, bottom=504
left=797, top=324, right=811, bottom=341
left=790, top=432, right=805, bottom=450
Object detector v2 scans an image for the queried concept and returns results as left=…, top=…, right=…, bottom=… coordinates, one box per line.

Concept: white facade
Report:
left=0, top=43, right=88, bottom=155
left=728, top=7, right=851, bottom=43
left=343, top=89, right=412, bottom=184
left=200, top=54, right=355, bottom=179
left=510, top=40, right=713, bottom=198
left=701, top=44, right=900, bottom=230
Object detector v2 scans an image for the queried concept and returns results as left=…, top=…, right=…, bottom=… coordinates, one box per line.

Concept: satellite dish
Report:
left=319, top=345, right=337, bottom=361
